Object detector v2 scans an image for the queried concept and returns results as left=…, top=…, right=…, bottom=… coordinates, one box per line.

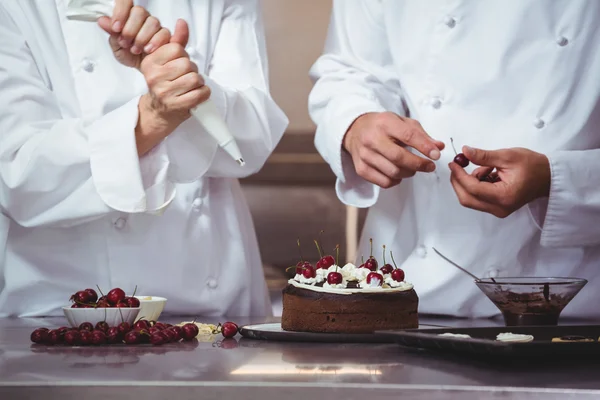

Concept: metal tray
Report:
left=377, top=325, right=600, bottom=360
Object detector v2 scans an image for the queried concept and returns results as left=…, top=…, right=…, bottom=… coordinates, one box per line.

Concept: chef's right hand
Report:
left=133, top=19, right=211, bottom=156
left=343, top=112, right=445, bottom=188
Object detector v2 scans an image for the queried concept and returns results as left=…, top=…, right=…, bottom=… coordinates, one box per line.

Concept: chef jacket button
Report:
left=430, top=97, right=442, bottom=109
left=533, top=118, right=545, bottom=129
left=415, top=245, right=428, bottom=258
left=206, top=278, right=218, bottom=289
left=81, top=59, right=95, bottom=72
left=556, top=36, right=569, bottom=47
left=444, top=16, right=456, bottom=28
left=192, top=197, right=203, bottom=209
left=113, top=217, right=126, bottom=230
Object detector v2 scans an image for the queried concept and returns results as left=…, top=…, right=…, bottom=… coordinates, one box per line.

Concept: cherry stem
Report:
left=382, top=245, right=386, bottom=265
left=390, top=251, right=398, bottom=269
left=369, top=238, right=373, bottom=258
left=96, top=285, right=105, bottom=297
left=335, top=244, right=340, bottom=272
left=318, top=230, right=326, bottom=257
left=314, top=240, right=323, bottom=258
left=361, top=255, right=364, bottom=264
left=450, top=137, right=458, bottom=156
left=132, top=285, right=137, bottom=297
left=118, top=307, right=124, bottom=323
left=297, top=238, right=304, bottom=262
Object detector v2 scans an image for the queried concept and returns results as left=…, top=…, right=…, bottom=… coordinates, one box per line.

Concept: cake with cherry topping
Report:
left=281, top=239, right=419, bottom=334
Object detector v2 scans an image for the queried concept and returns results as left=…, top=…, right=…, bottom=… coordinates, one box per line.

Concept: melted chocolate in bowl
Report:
left=475, top=277, right=587, bottom=327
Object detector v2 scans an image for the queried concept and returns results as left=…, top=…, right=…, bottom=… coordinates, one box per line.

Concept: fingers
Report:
left=176, top=85, right=211, bottom=109
left=120, top=6, right=150, bottom=49
left=361, top=149, right=417, bottom=180
left=146, top=43, right=189, bottom=66
left=142, top=28, right=171, bottom=54
left=450, top=172, right=506, bottom=217
left=111, top=0, right=134, bottom=33
left=354, top=156, right=403, bottom=189
left=462, top=146, right=512, bottom=168
left=129, top=16, right=161, bottom=54
left=170, top=72, right=205, bottom=96
left=162, top=57, right=198, bottom=81
left=448, top=162, right=500, bottom=203
left=97, top=16, right=113, bottom=34
left=472, top=166, right=494, bottom=180
left=374, top=137, right=437, bottom=174
left=170, top=19, right=190, bottom=48
left=385, top=115, right=443, bottom=160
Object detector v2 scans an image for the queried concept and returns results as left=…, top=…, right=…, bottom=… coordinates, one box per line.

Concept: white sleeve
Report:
left=165, top=0, right=288, bottom=183
left=528, top=149, right=600, bottom=247
left=308, top=0, right=405, bottom=208
left=0, top=5, right=174, bottom=228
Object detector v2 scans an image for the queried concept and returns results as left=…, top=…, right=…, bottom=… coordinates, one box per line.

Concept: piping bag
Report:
left=65, top=0, right=245, bottom=166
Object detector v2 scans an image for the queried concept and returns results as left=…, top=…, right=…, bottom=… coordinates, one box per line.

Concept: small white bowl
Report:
left=62, top=306, right=140, bottom=328
left=134, top=296, right=167, bottom=322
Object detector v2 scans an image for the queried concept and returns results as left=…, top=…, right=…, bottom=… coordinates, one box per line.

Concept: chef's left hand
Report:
left=448, top=146, right=551, bottom=218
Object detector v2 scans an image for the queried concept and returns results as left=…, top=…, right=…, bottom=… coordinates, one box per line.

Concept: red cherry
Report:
left=181, top=323, right=199, bottom=341
left=170, top=326, right=183, bottom=341
left=391, top=268, right=405, bottom=282
left=123, top=330, right=141, bottom=345
left=116, top=300, right=129, bottom=308
left=380, top=264, right=393, bottom=275
left=150, top=332, right=167, bottom=346
left=106, top=288, right=126, bottom=305
left=64, top=330, right=81, bottom=345
left=163, top=323, right=173, bottom=329
left=134, top=320, right=150, bottom=331
left=154, top=322, right=167, bottom=331
left=70, top=290, right=92, bottom=304
left=327, top=271, right=343, bottom=285
left=295, top=261, right=312, bottom=275
left=95, top=321, right=109, bottom=333
left=364, top=258, right=378, bottom=271
left=79, top=322, right=93, bottom=332
left=106, top=327, right=121, bottom=344
left=84, top=288, right=98, bottom=303
left=125, top=297, right=140, bottom=308
left=221, top=322, right=239, bottom=339
left=366, top=272, right=384, bottom=287
left=118, top=322, right=131, bottom=336
left=79, top=330, right=93, bottom=345
left=30, top=328, right=49, bottom=344
left=91, top=330, right=107, bottom=345
left=316, top=255, right=335, bottom=270
left=96, top=298, right=111, bottom=308
left=302, top=265, right=316, bottom=279
left=454, top=153, right=469, bottom=168
left=163, top=328, right=179, bottom=343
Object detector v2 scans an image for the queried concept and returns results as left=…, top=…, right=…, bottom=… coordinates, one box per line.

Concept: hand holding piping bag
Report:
left=66, top=0, right=245, bottom=166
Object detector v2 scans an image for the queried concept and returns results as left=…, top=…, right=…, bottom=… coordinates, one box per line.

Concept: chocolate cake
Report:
left=281, top=282, right=419, bottom=334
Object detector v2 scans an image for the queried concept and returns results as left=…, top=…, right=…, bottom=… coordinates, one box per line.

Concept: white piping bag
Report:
left=65, top=0, right=245, bottom=166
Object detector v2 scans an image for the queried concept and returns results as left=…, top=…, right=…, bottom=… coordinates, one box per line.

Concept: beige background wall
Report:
left=262, top=0, right=333, bottom=132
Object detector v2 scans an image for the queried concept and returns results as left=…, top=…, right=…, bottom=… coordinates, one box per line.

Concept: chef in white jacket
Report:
left=309, top=1, right=600, bottom=318
left=0, top=0, right=288, bottom=317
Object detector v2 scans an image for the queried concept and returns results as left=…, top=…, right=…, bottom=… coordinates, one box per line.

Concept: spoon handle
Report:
left=432, top=247, right=482, bottom=282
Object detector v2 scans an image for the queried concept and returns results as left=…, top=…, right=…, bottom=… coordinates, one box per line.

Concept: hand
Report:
left=448, top=146, right=551, bottom=218
left=97, top=0, right=171, bottom=69
left=343, top=112, right=445, bottom=188
left=134, top=20, right=211, bottom=155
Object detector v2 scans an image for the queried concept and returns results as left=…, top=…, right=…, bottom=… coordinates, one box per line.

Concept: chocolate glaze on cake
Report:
left=281, top=284, right=419, bottom=334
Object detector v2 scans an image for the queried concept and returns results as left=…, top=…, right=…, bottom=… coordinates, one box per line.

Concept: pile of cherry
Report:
left=30, top=320, right=240, bottom=347
left=290, top=233, right=406, bottom=287
left=70, top=287, right=139, bottom=308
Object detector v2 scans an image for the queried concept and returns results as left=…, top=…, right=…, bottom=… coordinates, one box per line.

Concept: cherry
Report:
left=366, top=272, right=384, bottom=287
left=181, top=323, right=199, bottom=341
left=150, top=332, right=167, bottom=346
left=302, top=265, right=316, bottom=279
left=84, top=288, right=98, bottom=303
left=380, top=245, right=393, bottom=274
left=79, top=330, right=93, bottom=345
left=148, top=327, right=160, bottom=335
left=96, top=298, right=111, bottom=308
left=47, top=330, right=63, bottom=345
left=118, top=322, right=131, bottom=336
left=137, top=329, right=151, bottom=344
left=57, top=327, right=69, bottom=335
left=30, top=328, right=49, bottom=344
left=123, top=330, right=141, bottom=345
left=70, top=290, right=93, bottom=304
left=154, top=322, right=167, bottom=331
left=314, top=232, right=335, bottom=269
left=391, top=269, right=405, bottom=282
left=107, top=288, right=126, bottom=306
left=134, top=320, right=150, bottom=331
left=79, top=322, right=93, bottom=332
left=91, top=330, right=107, bottom=345
left=221, top=322, right=239, bottom=339
left=450, top=138, right=469, bottom=167
left=64, top=330, right=81, bottom=345
left=163, top=328, right=179, bottom=343
left=116, top=301, right=130, bottom=308
left=106, top=327, right=121, bottom=344
left=363, top=238, right=378, bottom=271
left=95, top=321, right=109, bottom=333
left=327, top=272, right=343, bottom=285
left=170, top=326, right=183, bottom=341
left=125, top=297, right=140, bottom=308
left=389, top=251, right=405, bottom=282
left=163, top=323, right=173, bottom=329
left=71, top=303, right=82, bottom=308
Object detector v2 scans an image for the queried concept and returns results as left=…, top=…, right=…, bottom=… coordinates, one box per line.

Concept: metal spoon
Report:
left=432, top=247, right=496, bottom=283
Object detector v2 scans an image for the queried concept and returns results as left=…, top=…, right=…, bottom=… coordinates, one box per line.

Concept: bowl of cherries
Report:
left=62, top=286, right=141, bottom=328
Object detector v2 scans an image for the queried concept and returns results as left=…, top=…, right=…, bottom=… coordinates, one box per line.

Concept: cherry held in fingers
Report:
left=450, top=138, right=469, bottom=167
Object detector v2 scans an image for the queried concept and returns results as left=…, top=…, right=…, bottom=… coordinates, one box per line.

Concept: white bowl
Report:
left=134, top=296, right=167, bottom=322
left=62, top=306, right=140, bottom=328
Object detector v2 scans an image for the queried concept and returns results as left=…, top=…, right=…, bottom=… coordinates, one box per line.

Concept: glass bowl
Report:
left=475, top=277, right=587, bottom=326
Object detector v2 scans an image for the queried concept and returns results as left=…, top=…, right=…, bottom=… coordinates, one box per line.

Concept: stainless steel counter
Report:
left=1, top=316, right=600, bottom=399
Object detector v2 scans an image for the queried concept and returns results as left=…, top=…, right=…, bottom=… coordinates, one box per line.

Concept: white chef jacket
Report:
left=0, top=0, right=288, bottom=317
left=310, top=0, right=600, bottom=318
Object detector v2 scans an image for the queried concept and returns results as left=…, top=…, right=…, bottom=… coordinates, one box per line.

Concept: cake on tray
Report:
left=281, top=239, right=419, bottom=334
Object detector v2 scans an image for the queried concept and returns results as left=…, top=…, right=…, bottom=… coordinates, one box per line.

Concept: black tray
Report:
left=240, top=322, right=445, bottom=343
left=377, top=325, right=600, bottom=360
